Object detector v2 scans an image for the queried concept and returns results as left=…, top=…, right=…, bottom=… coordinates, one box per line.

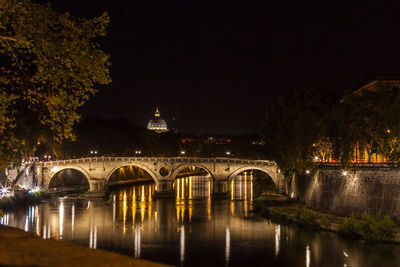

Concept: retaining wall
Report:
left=288, top=165, right=400, bottom=219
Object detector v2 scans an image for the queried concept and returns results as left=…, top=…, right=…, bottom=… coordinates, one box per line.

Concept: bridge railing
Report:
left=41, top=157, right=276, bottom=167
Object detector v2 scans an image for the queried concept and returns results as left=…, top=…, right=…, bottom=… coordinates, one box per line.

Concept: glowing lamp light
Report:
left=28, top=187, right=40, bottom=194
left=226, top=151, right=231, bottom=156
left=0, top=185, right=10, bottom=198
left=314, top=156, right=319, bottom=161
left=305, top=170, right=310, bottom=174
left=342, top=171, right=348, bottom=176
left=180, top=151, right=186, bottom=155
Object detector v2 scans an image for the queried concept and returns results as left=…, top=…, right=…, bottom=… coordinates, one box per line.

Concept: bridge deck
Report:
left=42, top=157, right=276, bottom=166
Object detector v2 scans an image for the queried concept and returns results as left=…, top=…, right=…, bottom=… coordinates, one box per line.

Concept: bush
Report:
left=320, top=216, right=330, bottom=228
left=339, top=213, right=396, bottom=241
left=0, top=189, right=51, bottom=210
left=361, top=213, right=396, bottom=241
left=339, top=213, right=362, bottom=238
left=296, top=207, right=319, bottom=228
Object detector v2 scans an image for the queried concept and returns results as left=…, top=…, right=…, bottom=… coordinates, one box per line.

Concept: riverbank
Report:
left=0, top=189, right=52, bottom=211
left=0, top=225, right=171, bottom=267
left=254, top=192, right=400, bottom=243
left=0, top=188, right=92, bottom=211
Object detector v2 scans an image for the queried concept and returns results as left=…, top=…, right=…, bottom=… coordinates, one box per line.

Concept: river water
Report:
left=1, top=178, right=400, bottom=267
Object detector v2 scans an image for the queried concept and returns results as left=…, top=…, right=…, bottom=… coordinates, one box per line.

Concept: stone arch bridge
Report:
left=39, top=157, right=284, bottom=197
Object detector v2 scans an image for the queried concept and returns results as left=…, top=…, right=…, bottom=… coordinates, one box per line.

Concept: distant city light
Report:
left=180, top=151, right=186, bottom=155
left=342, top=170, right=348, bottom=176
left=135, top=150, right=142, bottom=155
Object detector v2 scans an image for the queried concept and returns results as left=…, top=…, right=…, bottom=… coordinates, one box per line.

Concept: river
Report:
left=1, top=177, right=400, bottom=267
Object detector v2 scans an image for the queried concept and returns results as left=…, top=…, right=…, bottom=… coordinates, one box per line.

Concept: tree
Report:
left=0, top=0, right=111, bottom=168
left=330, top=83, right=400, bottom=165
left=262, top=88, right=335, bottom=174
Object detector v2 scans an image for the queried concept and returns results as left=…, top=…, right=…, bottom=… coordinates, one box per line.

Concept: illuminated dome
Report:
left=147, top=107, right=168, bottom=133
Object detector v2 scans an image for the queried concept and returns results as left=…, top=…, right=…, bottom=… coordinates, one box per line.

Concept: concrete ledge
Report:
left=0, top=226, right=171, bottom=267
left=84, top=191, right=107, bottom=198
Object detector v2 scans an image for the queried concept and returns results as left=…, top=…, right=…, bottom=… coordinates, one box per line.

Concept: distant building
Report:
left=180, top=137, right=197, bottom=144
left=353, top=77, right=400, bottom=96
left=250, top=139, right=265, bottom=146
left=203, top=136, right=232, bottom=144
left=147, top=107, right=168, bottom=133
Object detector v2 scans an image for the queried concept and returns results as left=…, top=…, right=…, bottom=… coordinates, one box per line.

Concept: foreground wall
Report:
left=288, top=164, right=400, bottom=219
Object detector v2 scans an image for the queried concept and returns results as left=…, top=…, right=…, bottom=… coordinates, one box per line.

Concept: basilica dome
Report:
left=147, top=107, right=168, bottom=133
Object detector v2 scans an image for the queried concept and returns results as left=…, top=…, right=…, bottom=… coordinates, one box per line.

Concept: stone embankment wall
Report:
left=288, top=164, right=400, bottom=219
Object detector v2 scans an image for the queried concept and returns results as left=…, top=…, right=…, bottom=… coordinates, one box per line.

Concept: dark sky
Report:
left=50, top=0, right=400, bottom=135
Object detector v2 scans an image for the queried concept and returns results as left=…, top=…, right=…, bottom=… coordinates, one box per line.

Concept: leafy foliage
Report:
left=0, top=0, right=111, bottom=168
left=339, top=213, right=396, bottom=241
left=338, top=213, right=362, bottom=238
left=330, top=84, right=400, bottom=165
left=263, top=82, right=400, bottom=171
left=361, top=213, right=396, bottom=241
left=262, top=88, right=336, bottom=173
left=295, top=206, right=319, bottom=228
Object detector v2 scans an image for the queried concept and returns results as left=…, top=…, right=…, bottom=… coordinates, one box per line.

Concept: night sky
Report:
left=50, top=0, right=400, bottom=135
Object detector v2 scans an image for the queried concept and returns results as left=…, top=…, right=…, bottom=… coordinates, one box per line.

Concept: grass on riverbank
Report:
left=254, top=192, right=399, bottom=243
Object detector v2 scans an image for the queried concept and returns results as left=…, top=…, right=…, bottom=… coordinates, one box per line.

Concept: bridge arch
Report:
left=227, top=166, right=279, bottom=186
left=105, top=162, right=159, bottom=186
left=48, top=166, right=92, bottom=191
left=170, top=164, right=215, bottom=180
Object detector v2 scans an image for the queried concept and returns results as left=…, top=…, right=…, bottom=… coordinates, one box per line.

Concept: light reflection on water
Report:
left=1, top=177, right=400, bottom=266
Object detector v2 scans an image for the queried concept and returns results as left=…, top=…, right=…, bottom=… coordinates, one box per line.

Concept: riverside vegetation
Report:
left=254, top=193, right=398, bottom=243
left=0, top=189, right=51, bottom=211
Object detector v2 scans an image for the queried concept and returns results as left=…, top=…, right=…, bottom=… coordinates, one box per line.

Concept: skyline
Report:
left=48, top=0, right=400, bottom=134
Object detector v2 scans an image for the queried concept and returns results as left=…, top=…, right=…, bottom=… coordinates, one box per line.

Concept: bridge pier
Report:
left=153, top=180, right=174, bottom=198
left=211, top=180, right=230, bottom=199
left=89, top=179, right=106, bottom=192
